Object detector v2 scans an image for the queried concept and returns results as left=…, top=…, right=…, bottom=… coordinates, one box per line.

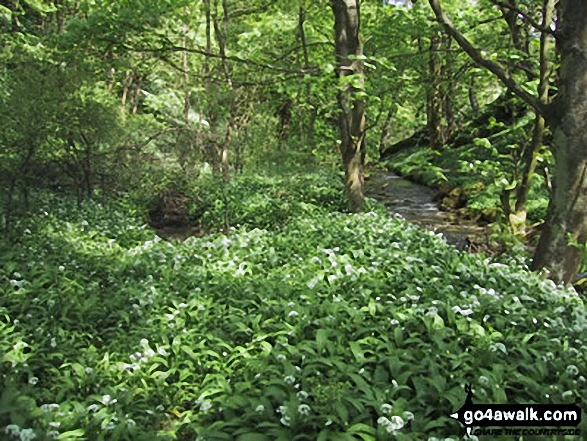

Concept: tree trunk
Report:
left=182, top=6, right=190, bottom=121
left=298, top=7, right=317, bottom=149
left=331, top=0, right=366, bottom=213
left=513, top=0, right=553, bottom=231
left=427, top=33, right=443, bottom=150
left=532, top=0, right=587, bottom=284
left=379, top=105, right=397, bottom=153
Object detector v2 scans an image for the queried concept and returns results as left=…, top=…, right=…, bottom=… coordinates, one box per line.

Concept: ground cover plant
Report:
left=1, top=175, right=586, bottom=441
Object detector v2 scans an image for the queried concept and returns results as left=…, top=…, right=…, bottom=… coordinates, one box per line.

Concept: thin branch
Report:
left=428, top=0, right=546, bottom=115
left=490, top=0, right=556, bottom=36
left=120, top=40, right=317, bottom=75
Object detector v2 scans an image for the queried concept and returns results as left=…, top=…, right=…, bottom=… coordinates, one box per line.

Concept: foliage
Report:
left=1, top=180, right=586, bottom=440
left=384, top=110, right=551, bottom=225
left=192, top=171, right=350, bottom=231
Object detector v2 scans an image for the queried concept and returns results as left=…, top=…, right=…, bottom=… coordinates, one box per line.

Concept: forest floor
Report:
left=1, top=172, right=585, bottom=440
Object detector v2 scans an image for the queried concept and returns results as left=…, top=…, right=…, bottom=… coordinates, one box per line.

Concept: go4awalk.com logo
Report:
left=450, top=385, right=582, bottom=438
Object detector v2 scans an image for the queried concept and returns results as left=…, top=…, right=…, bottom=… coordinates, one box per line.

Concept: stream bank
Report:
left=365, top=171, right=488, bottom=247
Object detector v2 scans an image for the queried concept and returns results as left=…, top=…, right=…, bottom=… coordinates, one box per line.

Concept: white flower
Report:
left=87, top=404, right=99, bottom=412
left=58, top=266, right=65, bottom=271
left=284, top=376, right=295, bottom=384
left=378, top=416, right=391, bottom=426
left=566, top=365, right=579, bottom=376
left=50, top=338, right=57, bottom=348
left=179, top=303, right=188, bottom=308
left=255, top=405, right=265, bottom=412
left=29, top=377, right=39, bottom=385
left=288, top=311, right=298, bottom=317
left=49, top=422, right=60, bottom=428
left=5, top=425, right=20, bottom=436
left=403, top=411, right=414, bottom=421
left=19, top=428, right=36, bottom=441
left=47, top=431, right=59, bottom=440
left=41, top=404, right=59, bottom=412
left=389, top=415, right=404, bottom=431
left=380, top=403, right=393, bottom=414
left=307, top=277, right=320, bottom=289
left=298, top=404, right=311, bottom=415
left=200, top=400, right=212, bottom=412
left=157, top=347, right=168, bottom=356
left=101, top=395, right=117, bottom=405
left=144, top=348, right=155, bottom=357
left=156, top=405, right=165, bottom=411
left=277, top=354, right=286, bottom=361
left=126, top=419, right=136, bottom=427
left=325, top=419, right=333, bottom=426
left=297, top=391, right=309, bottom=400
left=140, top=339, right=149, bottom=347
left=280, top=416, right=291, bottom=426
left=278, top=406, right=288, bottom=414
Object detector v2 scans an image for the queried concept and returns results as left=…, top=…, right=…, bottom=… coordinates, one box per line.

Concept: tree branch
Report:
left=120, top=40, right=317, bottom=75
left=428, top=0, right=546, bottom=115
left=490, top=0, right=556, bottom=37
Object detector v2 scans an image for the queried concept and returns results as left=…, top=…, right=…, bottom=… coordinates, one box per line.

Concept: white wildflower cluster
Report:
left=452, top=305, right=474, bottom=316
left=297, top=390, right=309, bottom=400
left=377, top=415, right=405, bottom=433
left=277, top=406, right=290, bottom=426
left=101, top=395, right=117, bottom=405
left=121, top=339, right=168, bottom=372
left=298, top=404, right=311, bottom=416
left=195, top=396, right=212, bottom=412
left=4, top=425, right=36, bottom=441
left=40, top=403, right=60, bottom=413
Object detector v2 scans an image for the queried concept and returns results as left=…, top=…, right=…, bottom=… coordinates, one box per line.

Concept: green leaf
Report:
left=432, top=314, right=444, bottom=330
left=58, top=429, right=85, bottom=440
left=236, top=434, right=270, bottom=441
left=346, top=423, right=376, bottom=441
left=23, top=0, right=57, bottom=14
left=349, top=341, right=363, bottom=362
left=317, top=329, right=328, bottom=353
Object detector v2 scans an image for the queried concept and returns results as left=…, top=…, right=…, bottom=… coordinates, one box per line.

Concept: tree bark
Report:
left=532, top=0, right=587, bottom=284
left=513, top=0, right=553, bottom=229
left=331, top=0, right=366, bottom=213
left=427, top=33, right=443, bottom=150
left=298, top=6, right=317, bottom=149
left=182, top=6, right=190, bottom=121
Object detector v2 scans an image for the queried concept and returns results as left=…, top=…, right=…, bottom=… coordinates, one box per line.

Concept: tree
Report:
left=330, top=0, right=366, bottom=213
left=429, top=0, right=587, bottom=284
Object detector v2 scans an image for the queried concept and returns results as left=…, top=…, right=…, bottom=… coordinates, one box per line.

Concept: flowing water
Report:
left=365, top=172, right=486, bottom=245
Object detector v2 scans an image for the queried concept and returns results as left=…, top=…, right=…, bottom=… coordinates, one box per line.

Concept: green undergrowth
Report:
left=1, top=177, right=586, bottom=441
left=192, top=171, right=355, bottom=232
left=382, top=114, right=550, bottom=225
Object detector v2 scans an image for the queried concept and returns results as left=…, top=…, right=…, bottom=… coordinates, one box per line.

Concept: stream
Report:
left=365, top=171, right=486, bottom=246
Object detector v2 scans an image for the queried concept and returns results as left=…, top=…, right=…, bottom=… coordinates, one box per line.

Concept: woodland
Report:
left=0, top=0, right=586, bottom=440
